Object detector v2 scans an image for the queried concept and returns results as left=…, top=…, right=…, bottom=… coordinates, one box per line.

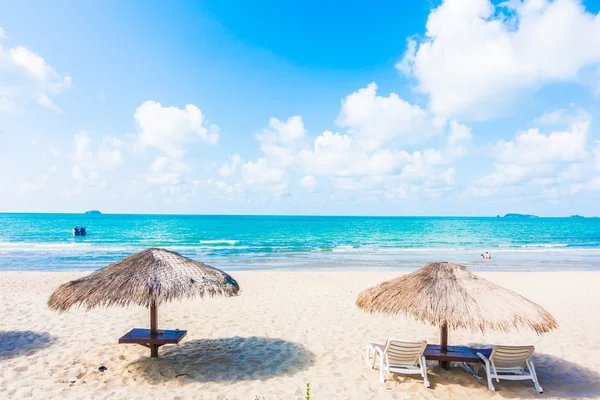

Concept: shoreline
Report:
left=3, top=268, right=600, bottom=274
left=3, top=262, right=600, bottom=273
left=2, top=270, right=599, bottom=399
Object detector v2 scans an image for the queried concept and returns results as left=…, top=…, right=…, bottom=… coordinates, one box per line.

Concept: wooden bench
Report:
left=119, top=328, right=187, bottom=357
left=424, top=344, right=490, bottom=363
left=424, top=344, right=492, bottom=377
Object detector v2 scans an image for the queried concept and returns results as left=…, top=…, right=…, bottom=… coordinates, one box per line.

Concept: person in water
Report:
left=485, top=251, right=491, bottom=259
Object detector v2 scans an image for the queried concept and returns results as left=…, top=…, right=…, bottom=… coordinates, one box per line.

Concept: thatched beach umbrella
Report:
left=48, top=248, right=239, bottom=357
left=356, top=262, right=557, bottom=362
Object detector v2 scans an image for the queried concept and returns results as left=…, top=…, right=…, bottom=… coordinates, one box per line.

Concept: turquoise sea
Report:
left=1, top=213, right=600, bottom=272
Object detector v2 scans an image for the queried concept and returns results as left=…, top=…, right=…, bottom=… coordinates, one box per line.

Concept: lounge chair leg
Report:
left=365, top=344, right=378, bottom=369
left=379, top=355, right=386, bottom=384
left=527, top=361, right=543, bottom=393
left=462, top=362, right=483, bottom=379
left=485, top=368, right=495, bottom=391
left=487, top=376, right=495, bottom=391
left=421, top=356, right=431, bottom=388
left=475, top=363, right=482, bottom=378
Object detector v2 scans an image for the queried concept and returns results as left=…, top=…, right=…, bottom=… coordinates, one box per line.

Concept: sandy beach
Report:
left=1, top=270, right=599, bottom=399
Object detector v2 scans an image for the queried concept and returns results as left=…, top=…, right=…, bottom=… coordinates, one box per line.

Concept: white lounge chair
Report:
left=476, top=345, right=543, bottom=393
left=365, top=339, right=430, bottom=387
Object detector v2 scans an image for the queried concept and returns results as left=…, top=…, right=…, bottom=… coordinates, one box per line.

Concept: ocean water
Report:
left=1, top=213, right=600, bottom=272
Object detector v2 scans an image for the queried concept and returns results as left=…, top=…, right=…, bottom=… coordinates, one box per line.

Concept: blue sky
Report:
left=1, top=0, right=600, bottom=216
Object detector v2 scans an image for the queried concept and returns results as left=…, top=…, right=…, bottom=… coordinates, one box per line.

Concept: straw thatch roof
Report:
left=356, top=262, right=557, bottom=334
left=48, top=248, right=239, bottom=312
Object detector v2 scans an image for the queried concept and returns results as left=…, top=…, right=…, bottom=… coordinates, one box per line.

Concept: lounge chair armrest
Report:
left=374, top=346, right=386, bottom=371
left=476, top=352, right=490, bottom=364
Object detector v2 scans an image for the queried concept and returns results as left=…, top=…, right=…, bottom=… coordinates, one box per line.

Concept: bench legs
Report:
left=462, top=362, right=483, bottom=379
left=138, top=343, right=163, bottom=357
left=151, top=344, right=160, bottom=357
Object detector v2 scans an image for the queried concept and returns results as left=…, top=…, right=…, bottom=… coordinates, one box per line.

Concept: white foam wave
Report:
left=0, top=242, right=93, bottom=248
left=332, top=245, right=360, bottom=252
left=521, top=244, right=568, bottom=248
left=0, top=242, right=130, bottom=252
left=377, top=247, right=459, bottom=253
left=199, top=240, right=239, bottom=245
left=497, top=243, right=569, bottom=248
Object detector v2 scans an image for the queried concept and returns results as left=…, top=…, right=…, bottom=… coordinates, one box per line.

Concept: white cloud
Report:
left=0, top=96, right=17, bottom=113
left=219, top=154, right=242, bottom=177
left=196, top=179, right=244, bottom=201
left=19, top=175, right=49, bottom=194
left=299, top=130, right=406, bottom=177
left=299, top=175, right=317, bottom=191
left=399, top=0, right=600, bottom=118
left=259, top=116, right=307, bottom=144
left=590, top=177, right=600, bottom=189
left=238, top=116, right=310, bottom=197
left=336, top=83, right=443, bottom=148
left=541, top=182, right=586, bottom=199
left=10, top=46, right=56, bottom=80
left=71, top=131, right=123, bottom=183
left=0, top=31, right=72, bottom=112
left=255, top=116, right=307, bottom=167
left=533, top=107, right=591, bottom=126
left=472, top=120, right=592, bottom=197
left=224, top=87, right=473, bottom=201
left=594, top=141, right=600, bottom=171
left=37, top=93, right=61, bottom=113
left=395, top=123, right=471, bottom=187
left=479, top=163, right=529, bottom=187
left=331, top=175, right=385, bottom=191
left=300, top=120, right=471, bottom=189
left=145, top=156, right=188, bottom=185
left=494, top=121, right=589, bottom=165
left=243, top=157, right=287, bottom=186
left=134, top=101, right=218, bottom=157
left=48, top=146, right=60, bottom=157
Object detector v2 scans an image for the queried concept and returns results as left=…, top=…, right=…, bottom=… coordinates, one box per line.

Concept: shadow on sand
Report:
left=128, top=336, right=315, bottom=384
left=416, top=345, right=600, bottom=399
left=0, top=331, right=56, bottom=360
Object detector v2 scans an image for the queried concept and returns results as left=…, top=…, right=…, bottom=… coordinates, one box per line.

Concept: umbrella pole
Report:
left=150, top=302, right=159, bottom=357
left=440, top=324, right=449, bottom=369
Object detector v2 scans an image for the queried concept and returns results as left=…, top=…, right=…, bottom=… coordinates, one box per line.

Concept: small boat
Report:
left=72, top=226, right=86, bottom=236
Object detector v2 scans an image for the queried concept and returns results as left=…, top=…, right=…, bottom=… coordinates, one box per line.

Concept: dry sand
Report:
left=1, top=270, right=599, bottom=399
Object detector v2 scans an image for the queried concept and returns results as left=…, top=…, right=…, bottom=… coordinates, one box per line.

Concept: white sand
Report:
left=1, top=271, right=599, bottom=399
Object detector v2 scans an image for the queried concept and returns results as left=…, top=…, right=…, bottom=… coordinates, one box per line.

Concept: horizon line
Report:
left=0, top=212, right=597, bottom=218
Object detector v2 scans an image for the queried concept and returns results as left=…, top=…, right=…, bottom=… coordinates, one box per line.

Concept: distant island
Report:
left=85, top=210, right=102, bottom=215
left=497, top=213, right=597, bottom=219
left=503, top=213, right=539, bottom=218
